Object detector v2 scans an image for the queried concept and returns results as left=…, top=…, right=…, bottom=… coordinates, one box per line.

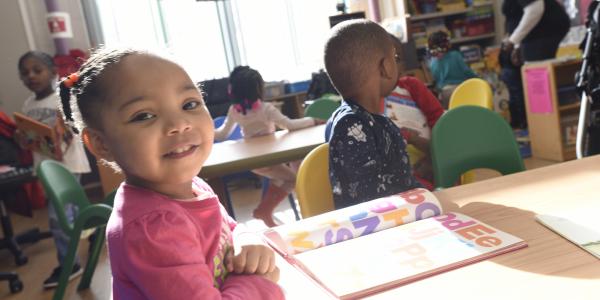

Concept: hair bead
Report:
left=63, top=73, right=80, bottom=88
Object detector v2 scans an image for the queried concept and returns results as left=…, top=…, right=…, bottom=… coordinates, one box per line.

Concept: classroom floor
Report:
left=0, top=158, right=557, bottom=300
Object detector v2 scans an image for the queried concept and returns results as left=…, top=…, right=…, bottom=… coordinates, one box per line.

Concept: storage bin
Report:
left=285, top=80, right=311, bottom=94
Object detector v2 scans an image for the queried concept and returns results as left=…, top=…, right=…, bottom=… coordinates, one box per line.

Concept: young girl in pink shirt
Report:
left=215, top=66, right=318, bottom=227
left=57, top=48, right=284, bottom=299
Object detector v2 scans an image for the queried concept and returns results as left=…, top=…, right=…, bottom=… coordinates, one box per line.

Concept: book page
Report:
left=536, top=210, right=600, bottom=259
left=293, top=212, right=526, bottom=300
left=264, top=188, right=442, bottom=255
left=384, top=88, right=430, bottom=139
left=13, top=112, right=62, bottom=160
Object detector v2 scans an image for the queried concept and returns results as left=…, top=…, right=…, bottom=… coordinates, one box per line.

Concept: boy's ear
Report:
left=81, top=128, right=115, bottom=162
left=379, top=54, right=395, bottom=80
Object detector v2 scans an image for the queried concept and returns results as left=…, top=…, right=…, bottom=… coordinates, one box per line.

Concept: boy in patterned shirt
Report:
left=324, top=19, right=421, bottom=209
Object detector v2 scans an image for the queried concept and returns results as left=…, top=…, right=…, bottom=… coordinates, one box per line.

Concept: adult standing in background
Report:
left=499, top=0, right=571, bottom=128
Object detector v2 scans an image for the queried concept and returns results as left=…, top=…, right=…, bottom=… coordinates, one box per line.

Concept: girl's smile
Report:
left=163, top=144, right=199, bottom=159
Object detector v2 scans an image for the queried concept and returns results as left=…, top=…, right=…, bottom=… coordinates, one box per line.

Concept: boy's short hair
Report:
left=324, top=19, right=393, bottom=97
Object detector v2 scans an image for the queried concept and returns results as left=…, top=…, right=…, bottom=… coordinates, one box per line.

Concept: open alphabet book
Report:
left=264, top=188, right=527, bottom=300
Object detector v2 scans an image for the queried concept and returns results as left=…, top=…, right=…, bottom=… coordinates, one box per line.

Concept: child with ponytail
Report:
left=214, top=66, right=320, bottom=227
left=59, top=49, right=283, bottom=299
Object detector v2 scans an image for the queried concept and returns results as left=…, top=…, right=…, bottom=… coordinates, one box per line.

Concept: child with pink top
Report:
left=57, top=48, right=284, bottom=299
left=215, top=66, right=319, bottom=227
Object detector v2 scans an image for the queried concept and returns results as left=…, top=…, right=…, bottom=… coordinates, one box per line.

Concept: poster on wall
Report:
left=46, top=12, right=72, bottom=38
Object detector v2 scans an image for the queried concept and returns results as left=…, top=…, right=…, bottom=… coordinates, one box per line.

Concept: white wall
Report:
left=0, top=0, right=90, bottom=115
left=0, top=1, right=31, bottom=115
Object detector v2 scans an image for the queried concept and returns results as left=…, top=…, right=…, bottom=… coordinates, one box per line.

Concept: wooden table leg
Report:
left=206, top=177, right=235, bottom=218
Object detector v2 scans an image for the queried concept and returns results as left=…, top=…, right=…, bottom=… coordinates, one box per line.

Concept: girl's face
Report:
left=85, top=54, right=214, bottom=199
left=19, top=57, right=56, bottom=98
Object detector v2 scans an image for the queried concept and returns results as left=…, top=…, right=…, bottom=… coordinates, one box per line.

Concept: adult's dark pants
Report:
left=500, top=67, right=526, bottom=128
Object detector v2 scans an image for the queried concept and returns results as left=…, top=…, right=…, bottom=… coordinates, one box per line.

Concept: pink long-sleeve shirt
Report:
left=106, top=177, right=284, bottom=299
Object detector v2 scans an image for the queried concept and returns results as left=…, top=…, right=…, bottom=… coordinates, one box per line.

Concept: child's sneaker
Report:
left=42, top=263, right=83, bottom=289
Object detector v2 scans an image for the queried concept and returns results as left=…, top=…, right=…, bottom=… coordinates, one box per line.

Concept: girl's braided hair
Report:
left=58, top=48, right=142, bottom=133
left=228, top=66, right=264, bottom=115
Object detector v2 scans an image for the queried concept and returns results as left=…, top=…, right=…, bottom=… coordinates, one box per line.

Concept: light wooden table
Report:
left=96, top=124, right=326, bottom=212
left=277, top=155, right=600, bottom=299
left=201, top=124, right=326, bottom=214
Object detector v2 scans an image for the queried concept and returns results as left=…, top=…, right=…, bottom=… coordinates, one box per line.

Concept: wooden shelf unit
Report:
left=409, top=1, right=494, bottom=21
left=521, top=58, right=582, bottom=162
left=406, top=0, right=496, bottom=52
left=415, top=32, right=496, bottom=49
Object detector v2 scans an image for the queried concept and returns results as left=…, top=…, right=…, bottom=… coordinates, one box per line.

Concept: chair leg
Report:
left=52, top=230, right=80, bottom=300
left=222, top=179, right=235, bottom=220
left=288, top=194, right=300, bottom=221
left=78, top=227, right=105, bottom=290
left=264, top=177, right=300, bottom=221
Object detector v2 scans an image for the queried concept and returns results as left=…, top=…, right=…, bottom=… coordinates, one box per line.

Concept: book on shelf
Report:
left=13, top=112, right=63, bottom=160
left=536, top=210, right=600, bottom=259
left=560, top=114, right=579, bottom=146
left=264, top=188, right=527, bottom=300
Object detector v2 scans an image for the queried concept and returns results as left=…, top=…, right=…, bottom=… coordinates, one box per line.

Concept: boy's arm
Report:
left=330, top=115, right=422, bottom=206
left=120, top=212, right=284, bottom=300
left=329, top=116, right=381, bottom=179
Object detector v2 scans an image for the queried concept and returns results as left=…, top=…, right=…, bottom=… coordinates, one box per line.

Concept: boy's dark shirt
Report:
left=325, top=99, right=421, bottom=209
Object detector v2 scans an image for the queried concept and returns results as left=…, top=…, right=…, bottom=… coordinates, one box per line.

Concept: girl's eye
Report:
left=130, top=112, right=155, bottom=122
left=183, top=100, right=201, bottom=111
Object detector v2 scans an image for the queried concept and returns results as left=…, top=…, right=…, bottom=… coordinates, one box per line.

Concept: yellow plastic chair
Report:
left=448, top=78, right=494, bottom=184
left=295, top=143, right=335, bottom=218
left=448, top=78, right=493, bottom=110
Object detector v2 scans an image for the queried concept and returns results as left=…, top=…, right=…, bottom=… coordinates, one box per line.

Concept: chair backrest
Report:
left=37, top=160, right=91, bottom=234
left=431, top=106, right=525, bottom=189
left=304, top=98, right=340, bottom=121
left=295, top=143, right=335, bottom=218
left=448, top=78, right=493, bottom=110
left=213, top=115, right=242, bottom=141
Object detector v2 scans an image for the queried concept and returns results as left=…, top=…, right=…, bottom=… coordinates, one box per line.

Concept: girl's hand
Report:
left=227, top=232, right=276, bottom=275
left=257, top=265, right=280, bottom=283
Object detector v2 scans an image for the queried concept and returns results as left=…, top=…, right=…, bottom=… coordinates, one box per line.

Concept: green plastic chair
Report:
left=304, top=98, right=340, bottom=120
left=431, top=106, right=525, bottom=189
left=37, top=160, right=114, bottom=300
